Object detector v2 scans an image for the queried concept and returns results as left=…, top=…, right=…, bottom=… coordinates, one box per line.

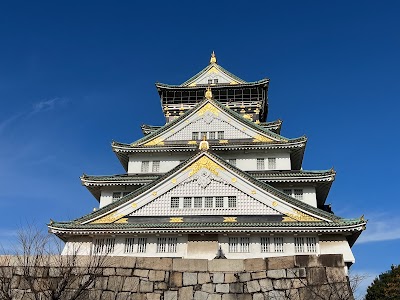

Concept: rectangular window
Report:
left=171, top=197, right=180, bottom=209
left=112, top=192, right=121, bottom=202
left=192, top=132, right=199, bottom=140
left=93, top=238, right=115, bottom=254
left=183, top=197, right=192, bottom=208
left=217, top=131, right=224, bottom=139
left=229, top=237, right=249, bottom=253
left=214, top=79, right=218, bottom=84
left=268, top=158, right=276, bottom=169
left=205, top=197, right=213, bottom=208
left=261, top=237, right=271, bottom=253
left=215, top=196, right=224, bottom=208
left=283, top=189, right=292, bottom=196
left=274, top=237, right=284, bottom=253
left=228, top=159, right=236, bottom=166
left=137, top=237, right=147, bottom=253
left=194, top=197, right=202, bottom=208
left=228, top=196, right=237, bottom=208
left=208, top=79, right=212, bottom=84
left=209, top=131, right=216, bottom=139
left=152, top=160, right=160, bottom=172
left=294, top=189, right=303, bottom=200
left=306, top=237, right=317, bottom=253
left=201, top=132, right=207, bottom=140
left=157, top=237, right=177, bottom=253
left=124, top=238, right=135, bottom=253
left=257, top=158, right=265, bottom=170
left=295, top=237, right=305, bottom=253
left=141, top=161, right=149, bottom=173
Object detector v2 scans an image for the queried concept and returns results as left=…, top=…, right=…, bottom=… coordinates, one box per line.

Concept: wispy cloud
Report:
left=30, top=97, right=68, bottom=115
left=0, top=112, right=24, bottom=134
left=358, top=214, right=400, bottom=244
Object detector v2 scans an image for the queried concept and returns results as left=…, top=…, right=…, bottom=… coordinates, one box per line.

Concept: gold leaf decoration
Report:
left=91, top=212, right=124, bottom=224
left=115, top=218, right=128, bottom=224
left=231, top=177, right=237, bottom=183
left=186, top=156, right=222, bottom=177
left=219, top=140, right=228, bottom=144
left=272, top=201, right=278, bottom=207
left=197, top=103, right=219, bottom=117
left=171, top=178, right=177, bottom=184
left=223, top=217, right=237, bottom=223
left=188, top=140, right=197, bottom=145
left=144, top=137, right=164, bottom=146
left=131, top=203, right=137, bottom=208
left=152, top=192, right=157, bottom=196
left=283, top=209, right=321, bottom=222
left=170, top=217, right=183, bottom=223
left=253, top=134, right=273, bottom=143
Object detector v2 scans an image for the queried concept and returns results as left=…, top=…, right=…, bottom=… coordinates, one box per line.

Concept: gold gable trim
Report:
left=91, top=212, right=124, bottom=224
left=144, top=137, right=165, bottom=146
left=197, top=103, right=219, bottom=117
left=223, top=217, right=237, bottom=223
left=282, top=209, right=321, bottom=222
left=170, top=217, right=183, bottom=223
left=253, top=134, right=273, bottom=143
left=186, top=156, right=222, bottom=177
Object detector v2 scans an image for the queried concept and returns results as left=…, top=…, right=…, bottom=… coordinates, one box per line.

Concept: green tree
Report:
left=365, top=265, right=400, bottom=300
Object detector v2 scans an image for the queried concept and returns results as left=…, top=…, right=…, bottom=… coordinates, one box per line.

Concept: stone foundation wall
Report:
left=0, top=254, right=353, bottom=300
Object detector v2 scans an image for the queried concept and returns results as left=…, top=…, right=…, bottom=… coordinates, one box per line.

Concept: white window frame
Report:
left=93, top=238, right=115, bottom=254
left=217, top=131, right=224, bottom=139
left=228, top=159, right=236, bottom=166
left=192, top=132, right=199, bottom=140
left=229, top=237, right=250, bottom=253
left=171, top=197, right=180, bottom=209
left=261, top=236, right=284, bottom=253
left=283, top=189, right=304, bottom=201
left=228, top=196, right=237, bottom=208
left=141, top=161, right=149, bottom=173
left=157, top=237, right=177, bottom=253
left=268, top=157, right=276, bottom=169
left=137, top=237, right=147, bottom=253
left=152, top=160, right=160, bottom=172
left=124, top=237, right=135, bottom=253
left=257, top=158, right=265, bottom=170
left=112, top=191, right=130, bottom=202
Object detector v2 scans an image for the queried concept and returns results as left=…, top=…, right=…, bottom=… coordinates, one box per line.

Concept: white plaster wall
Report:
left=128, top=153, right=188, bottom=174
left=319, top=235, right=355, bottom=263
left=226, top=151, right=291, bottom=171
left=62, top=237, right=92, bottom=255
left=100, top=190, right=114, bottom=208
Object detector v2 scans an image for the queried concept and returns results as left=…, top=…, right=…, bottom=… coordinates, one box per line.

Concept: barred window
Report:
left=152, top=161, right=160, bottom=172
left=274, top=237, right=284, bottom=253
left=306, top=237, right=317, bottom=253
left=228, top=196, right=237, bottom=208
left=171, top=197, right=179, bottom=209
left=125, top=238, right=135, bottom=253
left=157, top=237, right=167, bottom=253
left=192, top=132, right=199, bottom=140
left=183, top=197, right=192, bottom=208
left=209, top=131, right=216, bottom=139
left=215, top=196, right=224, bottom=208
left=294, top=189, right=303, bottom=200
left=205, top=197, right=213, bottom=208
left=283, top=189, right=292, bottom=196
left=257, top=158, right=265, bottom=170
left=228, top=159, right=236, bottom=166
left=229, top=237, right=250, bottom=253
left=137, top=237, right=147, bottom=253
left=157, top=237, right=177, bottom=253
left=112, top=192, right=121, bottom=202
left=168, top=237, right=177, bottom=253
left=268, top=158, right=276, bottom=169
left=214, top=79, right=218, bottom=84
left=141, top=161, right=149, bottom=173
left=194, top=197, right=202, bottom=208
left=201, top=132, right=207, bottom=140
left=217, top=131, right=224, bottom=139
left=93, top=238, right=115, bottom=254
left=208, top=79, right=212, bottom=84
left=294, top=237, right=305, bottom=253
left=261, top=237, right=271, bottom=253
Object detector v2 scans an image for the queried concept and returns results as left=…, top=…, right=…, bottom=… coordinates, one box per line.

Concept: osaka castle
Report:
left=48, top=52, right=366, bottom=266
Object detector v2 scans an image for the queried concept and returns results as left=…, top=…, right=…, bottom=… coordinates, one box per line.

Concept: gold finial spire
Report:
left=205, top=86, right=213, bottom=100
left=210, top=51, right=217, bottom=64
left=199, top=135, right=209, bottom=151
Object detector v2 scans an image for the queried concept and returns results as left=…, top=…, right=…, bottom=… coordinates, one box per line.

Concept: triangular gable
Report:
left=134, top=99, right=288, bottom=147
left=83, top=152, right=333, bottom=225
left=181, top=63, right=247, bottom=87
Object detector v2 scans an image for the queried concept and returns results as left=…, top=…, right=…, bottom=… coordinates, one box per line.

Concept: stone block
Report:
left=173, top=259, right=208, bottom=272
left=222, top=295, right=238, bottom=300
left=183, top=272, right=198, bottom=286
left=133, top=269, right=149, bottom=278
left=268, top=290, right=286, bottom=299
left=109, top=256, right=137, bottom=268
left=239, top=272, right=251, bottom=282
left=229, top=282, right=243, bottom=293
left=251, top=271, right=267, bottom=280
left=237, top=295, right=252, bottom=300
left=318, top=254, right=345, bottom=267
left=267, top=269, right=286, bottom=279
left=213, top=272, right=225, bottom=283
left=266, top=256, right=295, bottom=270
left=145, top=293, right=161, bottom=300
left=252, top=294, right=265, bottom=300
left=95, top=276, right=108, bottom=290
left=116, top=268, right=132, bottom=276
left=208, top=260, right=244, bottom=272
left=88, top=290, right=102, bottom=300
left=155, top=282, right=168, bottom=290
left=202, top=283, right=215, bottom=293
left=102, top=291, right=116, bottom=300
left=326, top=267, right=346, bottom=283
left=164, top=291, right=178, bottom=300
left=198, top=272, right=211, bottom=284
left=246, top=280, right=261, bottom=292
left=108, top=275, right=124, bottom=292
left=194, top=291, right=209, bottom=300
left=259, top=278, right=273, bottom=292
left=136, top=257, right=172, bottom=271
left=122, top=277, right=140, bottom=292
left=307, top=267, right=327, bottom=285
left=103, top=268, right=116, bottom=276
left=216, top=283, right=229, bottom=293
left=149, top=270, right=165, bottom=282
left=224, top=273, right=238, bottom=283
left=273, top=279, right=293, bottom=290
left=244, top=258, right=266, bottom=272
left=286, top=268, right=306, bottom=278
left=128, top=294, right=147, bottom=300
left=139, top=280, right=153, bottom=293
left=179, top=286, right=194, bottom=299
left=116, top=292, right=130, bottom=300
left=169, top=272, right=182, bottom=288
left=208, top=295, right=222, bottom=300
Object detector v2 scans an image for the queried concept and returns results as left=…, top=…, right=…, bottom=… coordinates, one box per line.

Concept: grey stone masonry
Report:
left=0, top=255, right=354, bottom=300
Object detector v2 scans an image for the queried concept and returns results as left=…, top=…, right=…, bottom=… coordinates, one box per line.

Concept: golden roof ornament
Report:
left=205, top=86, right=213, bottom=100
left=199, top=135, right=210, bottom=151
left=210, top=51, right=217, bottom=64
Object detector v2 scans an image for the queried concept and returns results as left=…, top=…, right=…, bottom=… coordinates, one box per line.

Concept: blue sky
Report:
left=0, top=1, right=399, bottom=296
